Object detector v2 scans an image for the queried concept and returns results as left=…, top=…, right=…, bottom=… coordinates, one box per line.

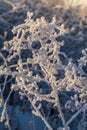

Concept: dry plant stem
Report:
left=40, top=56, right=66, bottom=128
left=5, top=110, right=11, bottom=130
left=1, top=9, right=16, bottom=17
left=44, top=110, right=50, bottom=130
left=0, top=52, right=8, bottom=67
left=2, top=76, right=8, bottom=93
left=0, top=81, right=13, bottom=130
left=66, top=103, right=87, bottom=126
left=0, top=87, right=4, bottom=105
left=0, top=77, right=14, bottom=86
left=1, top=0, right=23, bottom=17
left=0, top=76, right=8, bottom=105
left=28, top=97, right=53, bottom=130
left=19, top=85, right=55, bottom=103
left=1, top=89, right=13, bottom=130
left=3, top=0, right=16, bottom=9
left=30, top=106, right=35, bottom=130
left=55, top=91, right=66, bottom=128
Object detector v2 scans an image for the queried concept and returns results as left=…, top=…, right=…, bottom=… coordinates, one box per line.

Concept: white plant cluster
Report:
left=0, top=11, right=87, bottom=130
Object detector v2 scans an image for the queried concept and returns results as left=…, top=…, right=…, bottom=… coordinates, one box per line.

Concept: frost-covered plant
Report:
left=0, top=11, right=87, bottom=130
